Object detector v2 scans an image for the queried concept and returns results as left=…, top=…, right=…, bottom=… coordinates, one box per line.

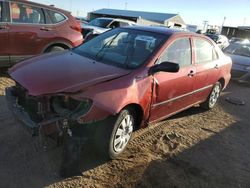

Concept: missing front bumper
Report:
left=5, top=87, right=63, bottom=136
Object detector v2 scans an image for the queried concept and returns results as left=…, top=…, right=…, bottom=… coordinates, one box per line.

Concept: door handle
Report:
left=0, top=25, right=8, bottom=30
left=188, top=70, right=195, bottom=77
left=40, top=27, right=52, bottom=31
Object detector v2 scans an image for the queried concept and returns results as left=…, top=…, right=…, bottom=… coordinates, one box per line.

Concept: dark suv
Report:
left=0, top=0, right=83, bottom=68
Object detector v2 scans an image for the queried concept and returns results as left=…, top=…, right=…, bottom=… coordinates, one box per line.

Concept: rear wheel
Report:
left=46, top=46, right=66, bottom=53
left=201, top=82, right=222, bottom=110
left=95, top=108, right=135, bottom=159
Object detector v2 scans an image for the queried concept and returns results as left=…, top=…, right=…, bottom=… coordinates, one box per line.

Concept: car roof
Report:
left=124, top=26, right=195, bottom=36
left=7, top=0, right=70, bottom=14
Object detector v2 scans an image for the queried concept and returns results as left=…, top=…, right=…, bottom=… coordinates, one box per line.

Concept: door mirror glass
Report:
left=149, top=62, right=179, bottom=75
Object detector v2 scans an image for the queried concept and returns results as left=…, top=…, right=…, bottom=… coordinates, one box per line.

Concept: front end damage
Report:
left=6, top=83, right=118, bottom=176
left=5, top=84, right=97, bottom=142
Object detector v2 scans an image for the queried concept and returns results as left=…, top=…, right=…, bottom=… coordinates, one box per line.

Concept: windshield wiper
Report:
left=95, top=33, right=120, bottom=60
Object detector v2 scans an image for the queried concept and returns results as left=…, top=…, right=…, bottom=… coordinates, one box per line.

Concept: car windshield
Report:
left=88, top=18, right=112, bottom=28
left=74, top=28, right=167, bottom=69
left=224, top=43, right=250, bottom=57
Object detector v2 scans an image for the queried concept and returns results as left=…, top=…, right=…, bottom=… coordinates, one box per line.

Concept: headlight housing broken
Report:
left=52, top=96, right=93, bottom=120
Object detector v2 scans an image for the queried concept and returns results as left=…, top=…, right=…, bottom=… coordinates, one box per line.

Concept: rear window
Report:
left=47, top=10, right=66, bottom=24
left=10, top=2, right=45, bottom=24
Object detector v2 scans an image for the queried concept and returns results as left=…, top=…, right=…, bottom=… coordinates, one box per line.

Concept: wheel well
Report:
left=44, top=43, right=70, bottom=53
left=218, top=78, right=225, bottom=89
left=122, top=104, right=143, bottom=130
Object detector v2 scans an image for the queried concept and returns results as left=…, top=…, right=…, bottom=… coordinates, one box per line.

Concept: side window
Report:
left=10, top=2, right=45, bottom=24
left=109, top=21, right=120, bottom=29
left=119, top=21, right=129, bottom=27
left=160, top=38, right=192, bottom=67
left=194, top=38, right=215, bottom=64
left=47, top=10, right=66, bottom=24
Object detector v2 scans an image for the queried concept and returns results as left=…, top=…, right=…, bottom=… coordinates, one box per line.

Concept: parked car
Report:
left=6, top=26, right=232, bottom=175
left=76, top=16, right=88, bottom=26
left=229, top=37, right=249, bottom=44
left=223, top=43, right=250, bottom=83
left=81, top=17, right=136, bottom=41
left=0, top=0, right=83, bottom=68
left=205, top=34, right=229, bottom=49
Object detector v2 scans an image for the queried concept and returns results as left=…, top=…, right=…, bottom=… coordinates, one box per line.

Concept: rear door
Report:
left=149, top=36, right=195, bottom=122
left=192, top=37, right=220, bottom=103
left=7, top=1, right=53, bottom=65
left=0, top=1, right=10, bottom=67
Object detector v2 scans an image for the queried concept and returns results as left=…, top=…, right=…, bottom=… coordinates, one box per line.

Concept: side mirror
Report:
left=149, top=62, right=180, bottom=75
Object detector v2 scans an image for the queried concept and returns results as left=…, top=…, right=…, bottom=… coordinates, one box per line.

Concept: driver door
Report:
left=149, top=37, right=195, bottom=122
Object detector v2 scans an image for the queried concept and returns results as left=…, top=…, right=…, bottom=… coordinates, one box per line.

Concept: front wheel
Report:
left=95, top=108, right=135, bottom=159
left=201, top=82, right=222, bottom=110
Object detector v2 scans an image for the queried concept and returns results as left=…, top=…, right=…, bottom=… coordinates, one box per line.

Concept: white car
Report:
left=82, top=17, right=136, bottom=41
left=205, top=34, right=229, bottom=49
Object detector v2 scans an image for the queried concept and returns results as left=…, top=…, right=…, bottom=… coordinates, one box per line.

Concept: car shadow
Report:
left=168, top=106, right=207, bottom=120
left=1, top=81, right=249, bottom=187
left=134, top=82, right=250, bottom=187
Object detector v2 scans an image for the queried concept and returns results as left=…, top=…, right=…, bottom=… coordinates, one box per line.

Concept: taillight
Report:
left=71, top=20, right=82, bottom=33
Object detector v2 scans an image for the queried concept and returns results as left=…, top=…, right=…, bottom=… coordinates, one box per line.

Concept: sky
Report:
left=31, top=0, right=250, bottom=27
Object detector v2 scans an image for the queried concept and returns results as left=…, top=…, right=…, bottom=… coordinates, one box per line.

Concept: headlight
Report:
left=52, top=96, right=92, bottom=120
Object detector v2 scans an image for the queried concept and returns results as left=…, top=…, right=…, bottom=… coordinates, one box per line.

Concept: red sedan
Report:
left=7, top=26, right=232, bottom=172
left=0, top=0, right=83, bottom=68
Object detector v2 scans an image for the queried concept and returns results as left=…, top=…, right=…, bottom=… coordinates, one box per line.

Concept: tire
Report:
left=46, top=46, right=66, bottom=53
left=201, top=82, right=222, bottom=110
left=94, top=108, right=135, bottom=159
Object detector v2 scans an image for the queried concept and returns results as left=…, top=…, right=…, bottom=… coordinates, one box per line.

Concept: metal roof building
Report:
left=88, top=8, right=186, bottom=29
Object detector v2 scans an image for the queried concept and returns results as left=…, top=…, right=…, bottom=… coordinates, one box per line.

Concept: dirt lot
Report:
left=0, top=75, right=250, bottom=188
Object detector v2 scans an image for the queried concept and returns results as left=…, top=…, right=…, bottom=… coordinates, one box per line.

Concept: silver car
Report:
left=81, top=17, right=136, bottom=41
left=224, top=43, right=250, bottom=83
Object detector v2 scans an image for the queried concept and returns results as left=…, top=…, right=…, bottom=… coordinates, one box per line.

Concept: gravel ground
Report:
left=0, top=75, right=250, bottom=188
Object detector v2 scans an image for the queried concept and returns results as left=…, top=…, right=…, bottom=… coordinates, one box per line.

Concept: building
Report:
left=88, top=8, right=186, bottom=29
left=221, top=26, right=250, bottom=39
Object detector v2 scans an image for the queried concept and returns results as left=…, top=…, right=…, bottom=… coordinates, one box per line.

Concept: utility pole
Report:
left=203, top=20, right=208, bottom=32
left=243, top=17, right=246, bottom=26
left=220, top=16, right=226, bottom=34
left=125, top=2, right=128, bottom=10
left=108, top=0, right=110, bottom=8
left=70, top=0, right=72, bottom=12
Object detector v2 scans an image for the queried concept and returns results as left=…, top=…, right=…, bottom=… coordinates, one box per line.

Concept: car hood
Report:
left=227, top=53, right=250, bottom=67
left=9, top=51, right=130, bottom=96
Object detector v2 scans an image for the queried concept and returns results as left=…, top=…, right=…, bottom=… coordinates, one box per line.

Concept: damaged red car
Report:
left=6, top=26, right=232, bottom=172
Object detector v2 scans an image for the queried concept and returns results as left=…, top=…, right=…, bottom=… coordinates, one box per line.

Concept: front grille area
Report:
left=14, top=85, right=49, bottom=122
